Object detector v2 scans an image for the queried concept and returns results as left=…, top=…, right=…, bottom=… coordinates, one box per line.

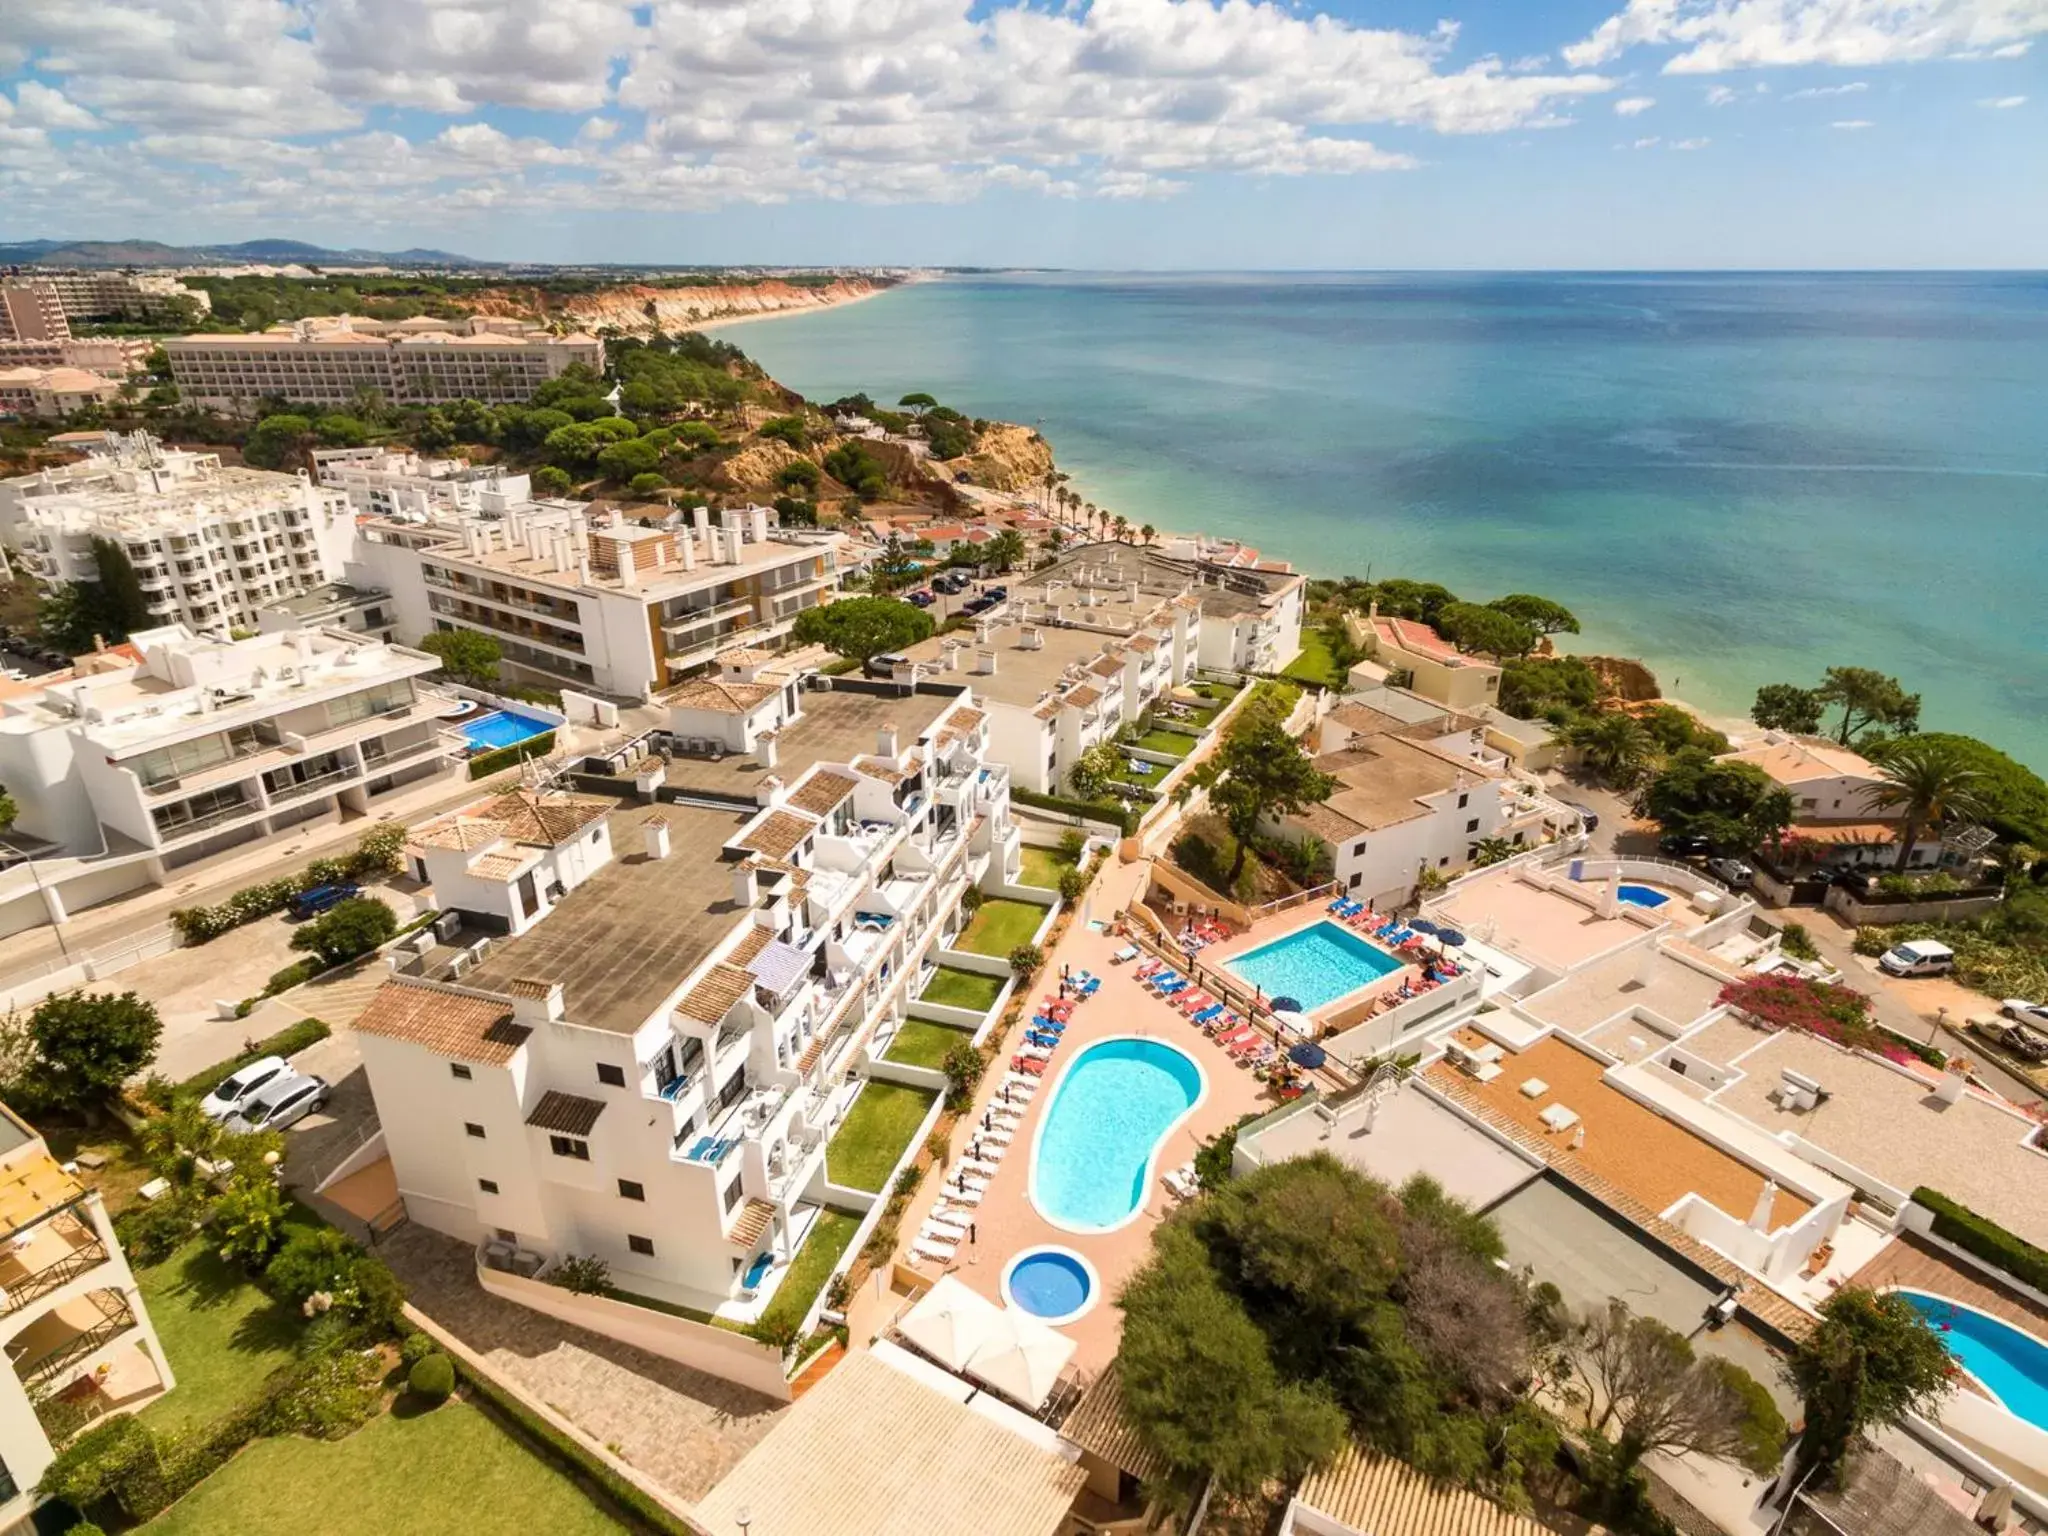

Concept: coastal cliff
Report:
left=468, top=277, right=892, bottom=334
left=960, top=422, right=1054, bottom=494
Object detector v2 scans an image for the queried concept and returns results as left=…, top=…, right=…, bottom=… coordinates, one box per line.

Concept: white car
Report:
left=2003, top=999, right=2048, bottom=1029
left=1707, top=857, right=1754, bottom=886
left=198, top=1055, right=289, bottom=1122
left=223, top=1071, right=330, bottom=1134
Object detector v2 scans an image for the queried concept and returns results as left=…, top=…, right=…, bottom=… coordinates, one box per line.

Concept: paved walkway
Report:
left=378, top=1223, right=786, bottom=1505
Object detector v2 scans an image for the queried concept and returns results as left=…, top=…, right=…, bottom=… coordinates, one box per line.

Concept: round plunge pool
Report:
left=1001, top=1245, right=1099, bottom=1326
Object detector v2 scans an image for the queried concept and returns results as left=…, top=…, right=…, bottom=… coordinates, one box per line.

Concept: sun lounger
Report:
left=963, top=1156, right=1003, bottom=1177
left=911, top=1239, right=957, bottom=1265
left=924, top=1217, right=970, bottom=1240
left=981, top=1126, right=1014, bottom=1145
left=1135, top=959, right=1163, bottom=979
left=1192, top=1003, right=1226, bottom=1025
left=1002, top=1073, right=1037, bottom=1092
left=1011, top=1055, right=1047, bottom=1074
left=1216, top=1024, right=1258, bottom=1047
left=1163, top=1165, right=1200, bottom=1200
left=1176, top=991, right=1215, bottom=1014
left=1239, top=1044, right=1276, bottom=1068
left=942, top=1186, right=983, bottom=1207
left=1228, top=1032, right=1267, bottom=1058
left=1111, top=944, right=1141, bottom=963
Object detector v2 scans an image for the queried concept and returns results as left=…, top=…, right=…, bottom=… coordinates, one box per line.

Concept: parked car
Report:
left=1974, top=1016, right=2048, bottom=1062
left=864, top=652, right=911, bottom=680
left=905, top=589, right=935, bottom=607
left=198, top=1055, right=289, bottom=1122
left=1659, top=834, right=1713, bottom=859
left=1707, top=857, right=1754, bottom=887
left=1877, top=938, right=1956, bottom=978
left=2002, top=999, right=2048, bottom=1029
left=984, top=585, right=1008, bottom=601
left=932, top=573, right=968, bottom=595
left=224, top=1072, right=330, bottom=1134
left=288, top=881, right=360, bottom=920
left=1563, top=802, right=1600, bottom=833
left=960, top=595, right=996, bottom=615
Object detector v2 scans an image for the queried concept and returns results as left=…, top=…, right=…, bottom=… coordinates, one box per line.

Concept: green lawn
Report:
left=1106, top=757, right=1167, bottom=789
left=142, top=1398, right=628, bottom=1535
left=826, top=1082, right=938, bottom=1191
left=137, top=1239, right=304, bottom=1435
left=884, top=1018, right=973, bottom=1069
left=1133, top=727, right=1200, bottom=758
left=1017, top=846, right=1075, bottom=890
left=1195, top=679, right=1243, bottom=703
left=956, top=897, right=1048, bottom=956
left=918, top=965, right=1005, bottom=1012
left=1281, top=628, right=1348, bottom=689
left=754, top=1209, right=862, bottom=1338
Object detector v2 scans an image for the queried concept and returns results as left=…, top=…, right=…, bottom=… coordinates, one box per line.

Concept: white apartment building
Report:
left=313, top=447, right=533, bottom=522
left=0, top=432, right=356, bottom=634
left=163, top=315, right=603, bottom=411
left=0, top=368, right=122, bottom=420
left=351, top=502, right=843, bottom=699
left=0, top=338, right=152, bottom=375
left=0, top=284, right=70, bottom=344
left=0, top=625, right=450, bottom=926
left=31, top=271, right=209, bottom=324
left=0, top=1100, right=174, bottom=1525
left=1278, top=688, right=1567, bottom=908
left=354, top=673, right=1020, bottom=1315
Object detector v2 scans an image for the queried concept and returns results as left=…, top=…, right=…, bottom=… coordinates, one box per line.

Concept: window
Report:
left=1458, top=793, right=1469, bottom=808
left=722, top=1176, right=744, bottom=1213
left=1351, top=840, right=1367, bottom=856
left=628, top=1234, right=655, bottom=1257
left=1438, top=856, right=1450, bottom=867
left=596, top=1063, right=625, bottom=1088
left=464, top=1122, right=486, bottom=1139
left=0, top=1453, right=16, bottom=1504
left=450, top=1063, right=472, bottom=1081
left=495, top=1227, right=516, bottom=1243
left=1465, top=818, right=1479, bottom=834
left=550, top=1135, right=589, bottom=1160
left=478, top=1178, right=499, bottom=1194
left=618, top=1178, right=645, bottom=1202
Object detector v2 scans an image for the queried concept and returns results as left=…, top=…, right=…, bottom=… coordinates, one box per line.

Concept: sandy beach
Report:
left=693, top=272, right=929, bottom=332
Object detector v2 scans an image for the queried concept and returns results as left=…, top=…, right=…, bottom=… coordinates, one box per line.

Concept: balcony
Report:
left=7, top=1290, right=138, bottom=1392
left=263, top=763, right=358, bottom=805
left=152, top=796, right=260, bottom=843
left=0, top=1214, right=108, bottom=1315
left=660, top=594, right=755, bottom=637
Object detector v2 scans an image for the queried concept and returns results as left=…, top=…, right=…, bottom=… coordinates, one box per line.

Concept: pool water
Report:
left=1903, top=1291, right=2048, bottom=1429
left=1225, top=921, right=1403, bottom=1011
left=1004, top=1248, right=1094, bottom=1323
left=1031, top=1038, right=1203, bottom=1232
left=1617, top=883, right=1671, bottom=909
left=460, top=708, right=554, bottom=752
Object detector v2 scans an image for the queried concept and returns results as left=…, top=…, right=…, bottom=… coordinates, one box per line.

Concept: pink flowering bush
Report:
left=1716, top=974, right=1884, bottom=1053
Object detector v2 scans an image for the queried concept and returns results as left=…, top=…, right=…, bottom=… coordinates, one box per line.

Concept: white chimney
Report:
left=758, top=774, right=785, bottom=807
left=1749, top=1179, right=1778, bottom=1233
left=619, top=544, right=640, bottom=592
left=876, top=722, right=899, bottom=758
left=1936, top=1063, right=1968, bottom=1105
left=508, top=977, right=565, bottom=1027
left=750, top=506, right=769, bottom=543
left=1020, top=626, right=1044, bottom=650
left=692, top=504, right=711, bottom=546
left=643, top=815, right=671, bottom=861
left=760, top=730, right=779, bottom=768
left=1635, top=943, right=1661, bottom=987
left=976, top=648, right=998, bottom=675
left=732, top=860, right=759, bottom=907
left=678, top=534, right=695, bottom=572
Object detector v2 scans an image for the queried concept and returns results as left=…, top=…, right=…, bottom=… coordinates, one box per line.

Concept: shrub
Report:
left=551, top=1253, right=611, bottom=1295
left=892, top=1166, right=923, bottom=1198
left=261, top=1348, right=380, bottom=1439
left=264, top=1226, right=362, bottom=1309
left=1058, top=866, right=1088, bottom=903
left=347, top=823, right=407, bottom=878
left=288, top=896, right=398, bottom=967
left=1008, top=944, right=1044, bottom=979
left=115, top=1193, right=202, bottom=1267
left=12, top=990, right=163, bottom=1115
left=1057, top=828, right=1087, bottom=862
left=399, top=1330, right=437, bottom=1366
left=469, top=730, right=555, bottom=780
left=35, top=1413, right=160, bottom=1517
left=263, top=956, right=322, bottom=995
left=1011, top=786, right=1138, bottom=836
left=211, top=1176, right=288, bottom=1269
left=407, top=1352, right=456, bottom=1405
left=1780, top=922, right=1820, bottom=962
left=942, top=1041, right=984, bottom=1110
left=1914, top=1187, right=2048, bottom=1295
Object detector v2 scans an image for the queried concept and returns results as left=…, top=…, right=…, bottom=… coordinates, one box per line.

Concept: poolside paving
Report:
left=1431, top=867, right=1662, bottom=971
left=880, top=855, right=1273, bottom=1372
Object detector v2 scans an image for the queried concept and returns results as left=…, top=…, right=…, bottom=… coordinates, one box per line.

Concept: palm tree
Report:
left=1140, top=523, right=1157, bottom=546
left=1860, top=739, right=1987, bottom=871
left=1566, top=712, right=1656, bottom=788
left=1111, top=515, right=1130, bottom=544
left=1083, top=502, right=1098, bottom=538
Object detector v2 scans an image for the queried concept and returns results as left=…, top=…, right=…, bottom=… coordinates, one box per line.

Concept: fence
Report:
left=0, top=921, right=179, bottom=1013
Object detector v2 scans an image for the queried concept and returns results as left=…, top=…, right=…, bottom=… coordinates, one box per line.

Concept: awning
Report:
left=965, top=1308, right=1077, bottom=1410
left=897, top=1275, right=1008, bottom=1371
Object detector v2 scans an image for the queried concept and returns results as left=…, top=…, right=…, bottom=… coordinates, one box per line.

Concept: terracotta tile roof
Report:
left=717, top=645, right=779, bottom=665
left=1088, top=654, right=1124, bottom=678
left=665, top=677, right=779, bottom=713
left=1126, top=634, right=1160, bottom=653
left=787, top=769, right=858, bottom=816
left=461, top=789, right=610, bottom=848
left=468, top=851, right=532, bottom=882
left=735, top=808, right=816, bottom=860
left=353, top=981, right=531, bottom=1065
left=525, top=1090, right=606, bottom=1136
left=678, top=962, right=754, bottom=1024
left=729, top=926, right=773, bottom=966
left=412, top=814, right=508, bottom=853
left=1063, top=684, right=1102, bottom=709
left=743, top=855, right=811, bottom=890
left=504, top=977, right=557, bottom=999
left=949, top=706, right=986, bottom=732
left=853, top=755, right=909, bottom=784
left=1295, top=1443, right=1556, bottom=1536
left=1058, top=1364, right=1166, bottom=1484
left=729, top=1197, right=776, bottom=1248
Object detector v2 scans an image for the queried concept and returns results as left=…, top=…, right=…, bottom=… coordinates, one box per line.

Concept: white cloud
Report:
left=9, top=80, right=104, bottom=129
left=1831, top=118, right=1875, bottom=128
left=1705, top=84, right=1738, bottom=104
left=1784, top=81, right=1869, bottom=99
left=1614, top=95, right=1656, bottom=114
left=1670, top=135, right=1710, bottom=147
left=1566, top=0, right=2048, bottom=75
left=1633, top=134, right=1661, bottom=146
left=1979, top=93, right=2028, bottom=106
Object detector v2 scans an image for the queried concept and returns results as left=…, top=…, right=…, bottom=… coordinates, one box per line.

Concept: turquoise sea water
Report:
left=728, top=273, right=2048, bottom=770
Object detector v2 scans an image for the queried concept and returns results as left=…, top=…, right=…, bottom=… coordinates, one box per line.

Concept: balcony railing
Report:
left=264, top=764, right=358, bottom=804
left=153, top=798, right=259, bottom=841
left=0, top=1238, right=109, bottom=1314
left=13, top=1300, right=136, bottom=1390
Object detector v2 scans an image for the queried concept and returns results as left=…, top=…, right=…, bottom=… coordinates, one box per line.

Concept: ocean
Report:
left=725, top=272, right=2048, bottom=770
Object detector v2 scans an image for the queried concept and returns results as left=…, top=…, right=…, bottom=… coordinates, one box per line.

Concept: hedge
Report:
left=1913, top=1186, right=2048, bottom=1295
left=168, top=824, right=408, bottom=945
left=447, top=1352, right=691, bottom=1536
left=469, top=730, right=556, bottom=781
left=176, top=1017, right=330, bottom=1098
left=1011, top=786, right=1137, bottom=836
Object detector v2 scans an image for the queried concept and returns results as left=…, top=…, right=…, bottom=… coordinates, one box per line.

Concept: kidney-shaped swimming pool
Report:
left=1030, top=1037, right=1204, bottom=1233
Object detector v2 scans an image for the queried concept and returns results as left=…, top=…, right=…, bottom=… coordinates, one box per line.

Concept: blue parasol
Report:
left=1408, top=918, right=1440, bottom=935
left=1435, top=928, right=1467, bottom=948
left=1271, top=995, right=1304, bottom=1014
left=1288, top=1042, right=1328, bottom=1069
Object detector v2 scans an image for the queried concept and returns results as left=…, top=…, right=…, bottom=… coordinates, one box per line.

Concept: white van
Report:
left=1878, top=938, right=1955, bottom=978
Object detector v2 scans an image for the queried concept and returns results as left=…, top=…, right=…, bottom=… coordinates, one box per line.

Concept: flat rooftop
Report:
left=1431, top=869, right=1659, bottom=971
left=1709, top=1026, right=2048, bottom=1249
left=1520, top=943, right=1731, bottom=1038
left=1243, top=1083, right=1539, bottom=1210
left=897, top=623, right=1118, bottom=711
left=1430, top=1033, right=1811, bottom=1230
left=462, top=802, right=752, bottom=1035
left=660, top=685, right=956, bottom=803
left=1308, top=737, right=1498, bottom=834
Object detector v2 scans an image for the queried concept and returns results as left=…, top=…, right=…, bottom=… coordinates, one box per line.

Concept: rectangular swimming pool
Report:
left=1225, top=920, right=1404, bottom=1011
left=459, top=708, right=555, bottom=752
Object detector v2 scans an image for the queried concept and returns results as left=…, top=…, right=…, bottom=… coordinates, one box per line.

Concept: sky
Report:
left=1, top=0, right=2044, bottom=269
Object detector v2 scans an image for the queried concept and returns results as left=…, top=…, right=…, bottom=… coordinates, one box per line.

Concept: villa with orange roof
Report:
left=1722, top=733, right=1983, bottom=870
left=1347, top=605, right=1503, bottom=712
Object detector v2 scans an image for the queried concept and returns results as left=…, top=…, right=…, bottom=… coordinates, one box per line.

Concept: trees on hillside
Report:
left=4, top=991, right=163, bottom=1115
left=790, top=595, right=933, bottom=663
left=1890, top=733, right=2048, bottom=849
left=1177, top=714, right=1334, bottom=887
left=1489, top=594, right=1580, bottom=637
left=1434, top=602, right=1536, bottom=660
left=823, top=441, right=888, bottom=500
left=1859, top=737, right=1987, bottom=870
left=1565, top=713, right=1656, bottom=788
left=1784, top=1288, right=1953, bottom=1488
left=1641, top=751, right=1795, bottom=850
left=1499, top=656, right=1602, bottom=724
left=1751, top=682, right=1825, bottom=735
left=1755, top=666, right=1924, bottom=746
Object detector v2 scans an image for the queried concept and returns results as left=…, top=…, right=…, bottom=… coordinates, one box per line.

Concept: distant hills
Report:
left=0, top=238, right=482, bottom=269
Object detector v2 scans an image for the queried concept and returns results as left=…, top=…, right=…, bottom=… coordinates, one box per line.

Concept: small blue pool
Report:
left=1902, top=1291, right=2048, bottom=1430
left=1225, top=920, right=1403, bottom=1011
left=1003, top=1246, right=1097, bottom=1324
left=1031, top=1038, right=1203, bottom=1232
left=1617, top=883, right=1671, bottom=909
left=459, top=708, right=555, bottom=752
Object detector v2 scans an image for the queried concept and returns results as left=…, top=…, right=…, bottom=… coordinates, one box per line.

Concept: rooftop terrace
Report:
left=1431, top=869, right=1661, bottom=971
left=1520, top=942, right=1732, bottom=1039
left=896, top=623, right=1124, bottom=711
left=660, top=685, right=958, bottom=802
